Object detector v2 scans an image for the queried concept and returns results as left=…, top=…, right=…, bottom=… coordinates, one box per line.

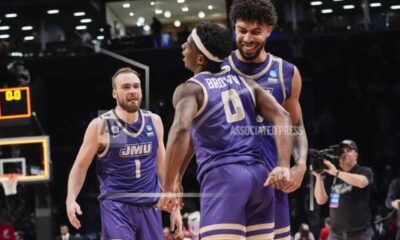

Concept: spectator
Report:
left=313, top=140, right=374, bottom=240
left=294, top=223, right=315, bottom=240
left=55, top=225, right=78, bottom=240
left=319, top=217, right=330, bottom=240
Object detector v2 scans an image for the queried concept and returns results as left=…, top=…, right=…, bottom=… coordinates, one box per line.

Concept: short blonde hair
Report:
left=111, top=67, right=139, bottom=89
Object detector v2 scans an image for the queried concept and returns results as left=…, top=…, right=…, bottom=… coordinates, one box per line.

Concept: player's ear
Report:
left=265, top=25, right=274, bottom=38
left=197, top=54, right=205, bottom=65
left=112, top=89, right=117, bottom=99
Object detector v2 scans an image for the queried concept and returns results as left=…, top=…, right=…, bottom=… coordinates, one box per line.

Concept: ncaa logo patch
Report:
left=146, top=124, right=154, bottom=137
left=111, top=126, right=120, bottom=135
left=269, top=70, right=277, bottom=78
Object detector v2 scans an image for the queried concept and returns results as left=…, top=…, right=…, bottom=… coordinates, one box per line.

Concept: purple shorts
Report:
left=99, top=199, right=162, bottom=240
left=199, top=163, right=275, bottom=239
left=273, top=189, right=291, bottom=239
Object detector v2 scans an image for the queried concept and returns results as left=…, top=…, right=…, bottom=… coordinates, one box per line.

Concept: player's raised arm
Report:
left=250, top=79, right=293, bottom=169
left=66, top=117, right=103, bottom=229
left=159, top=82, right=202, bottom=212
left=282, top=66, right=308, bottom=192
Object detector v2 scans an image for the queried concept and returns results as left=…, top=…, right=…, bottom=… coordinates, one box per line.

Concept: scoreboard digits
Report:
left=0, top=86, right=31, bottom=120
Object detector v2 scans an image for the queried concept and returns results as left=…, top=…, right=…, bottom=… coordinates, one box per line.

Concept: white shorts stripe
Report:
left=247, top=222, right=275, bottom=232
left=247, top=232, right=274, bottom=240
left=202, top=234, right=246, bottom=240
left=200, top=223, right=246, bottom=234
left=274, top=226, right=291, bottom=235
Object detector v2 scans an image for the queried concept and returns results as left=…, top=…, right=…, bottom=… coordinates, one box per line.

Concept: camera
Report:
left=309, top=145, right=341, bottom=174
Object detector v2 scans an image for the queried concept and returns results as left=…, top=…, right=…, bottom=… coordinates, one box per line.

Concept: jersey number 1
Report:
left=135, top=159, right=141, bottom=178
left=221, top=89, right=245, bottom=123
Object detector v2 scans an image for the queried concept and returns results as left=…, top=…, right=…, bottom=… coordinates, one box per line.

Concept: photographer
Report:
left=385, top=177, right=400, bottom=240
left=313, top=140, right=374, bottom=240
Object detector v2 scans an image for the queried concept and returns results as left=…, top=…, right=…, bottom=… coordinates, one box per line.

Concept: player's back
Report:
left=188, top=66, right=263, bottom=182
left=96, top=109, right=160, bottom=204
left=225, top=51, right=295, bottom=170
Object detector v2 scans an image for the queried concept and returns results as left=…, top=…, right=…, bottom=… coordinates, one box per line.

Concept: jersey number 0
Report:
left=221, top=89, right=245, bottom=123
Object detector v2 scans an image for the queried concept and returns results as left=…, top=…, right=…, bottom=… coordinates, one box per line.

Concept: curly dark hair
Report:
left=229, top=0, right=278, bottom=28
left=195, top=22, right=233, bottom=72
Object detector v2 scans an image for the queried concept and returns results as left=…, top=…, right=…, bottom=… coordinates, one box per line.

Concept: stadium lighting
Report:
left=75, top=25, right=87, bottom=30
left=24, top=36, right=34, bottom=41
left=5, top=13, right=17, bottom=18
left=310, top=1, right=323, bottom=6
left=343, top=5, right=355, bottom=9
left=174, top=20, right=181, bottom=27
left=0, top=34, right=10, bottom=39
left=164, top=11, right=171, bottom=18
left=73, top=12, right=85, bottom=17
left=198, top=11, right=206, bottom=18
left=80, top=18, right=92, bottom=23
left=47, top=9, right=59, bottom=14
left=391, top=5, right=400, bottom=10
left=0, top=26, right=10, bottom=31
left=123, top=3, right=130, bottom=8
left=370, top=3, right=382, bottom=7
left=321, top=9, right=333, bottom=14
left=21, top=26, right=33, bottom=31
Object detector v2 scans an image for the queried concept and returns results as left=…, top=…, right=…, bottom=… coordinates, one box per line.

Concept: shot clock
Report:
left=0, top=86, right=31, bottom=120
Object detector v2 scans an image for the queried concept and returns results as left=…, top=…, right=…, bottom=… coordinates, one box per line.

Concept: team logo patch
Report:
left=269, top=70, right=277, bottom=78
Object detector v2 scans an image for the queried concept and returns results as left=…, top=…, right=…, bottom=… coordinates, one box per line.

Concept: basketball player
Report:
left=227, top=0, right=309, bottom=239
left=66, top=68, right=182, bottom=240
left=159, top=22, right=293, bottom=239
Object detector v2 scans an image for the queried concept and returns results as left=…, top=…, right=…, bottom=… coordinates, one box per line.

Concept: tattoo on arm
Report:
left=292, top=119, right=308, bottom=164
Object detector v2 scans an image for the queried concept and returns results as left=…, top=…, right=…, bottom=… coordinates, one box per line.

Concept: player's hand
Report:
left=264, top=166, right=291, bottom=190
left=170, top=208, right=184, bottom=240
left=281, top=163, right=307, bottom=193
left=157, top=191, right=178, bottom=213
left=323, top=160, right=337, bottom=176
left=66, top=199, right=82, bottom=229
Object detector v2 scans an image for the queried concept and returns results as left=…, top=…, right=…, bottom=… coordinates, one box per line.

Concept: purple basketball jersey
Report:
left=187, top=68, right=262, bottom=182
left=97, top=109, right=160, bottom=204
left=225, top=51, right=294, bottom=171
left=224, top=51, right=295, bottom=238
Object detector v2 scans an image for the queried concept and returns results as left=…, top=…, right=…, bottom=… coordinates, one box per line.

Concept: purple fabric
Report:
left=199, top=163, right=274, bottom=238
left=274, top=190, right=291, bottom=238
left=188, top=69, right=263, bottom=183
left=100, top=199, right=162, bottom=240
left=97, top=110, right=160, bottom=204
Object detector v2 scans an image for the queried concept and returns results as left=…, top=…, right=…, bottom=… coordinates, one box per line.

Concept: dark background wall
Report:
left=1, top=29, right=400, bottom=239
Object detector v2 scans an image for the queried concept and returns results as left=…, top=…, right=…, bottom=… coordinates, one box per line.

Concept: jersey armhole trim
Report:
left=276, top=57, right=287, bottom=103
left=186, top=78, right=208, bottom=118
left=97, top=117, right=110, bottom=158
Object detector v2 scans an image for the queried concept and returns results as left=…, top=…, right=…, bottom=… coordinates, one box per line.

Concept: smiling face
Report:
left=112, top=72, right=142, bottom=113
left=234, top=20, right=273, bottom=62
